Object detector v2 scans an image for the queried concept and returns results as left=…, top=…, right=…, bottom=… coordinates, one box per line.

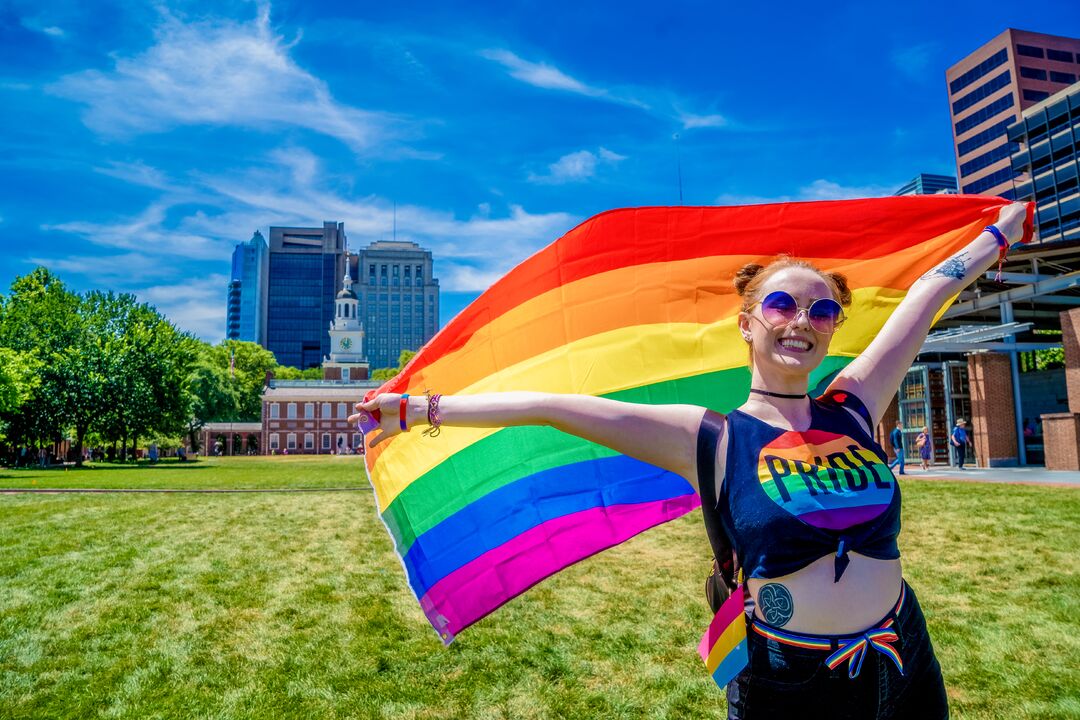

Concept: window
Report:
left=950, top=48, right=1008, bottom=94
left=270, top=403, right=280, bottom=419
left=962, top=166, right=1015, bottom=194
left=322, top=402, right=331, bottom=417
left=1016, top=44, right=1044, bottom=59
left=381, top=264, right=387, bottom=276
left=1050, top=71, right=1077, bottom=84
left=353, top=433, right=362, bottom=448
left=1019, top=66, right=1047, bottom=80
left=1022, top=89, right=1050, bottom=102
left=305, top=433, right=314, bottom=450
left=270, top=433, right=280, bottom=450
left=342, top=367, right=350, bottom=381
left=958, top=119, right=1012, bottom=156
left=287, top=433, right=297, bottom=450
left=322, top=433, right=331, bottom=449
left=955, top=94, right=1014, bottom=135
left=338, top=402, right=348, bottom=418
left=392, top=264, right=399, bottom=277
left=1047, top=48, right=1074, bottom=63
left=287, top=403, right=297, bottom=419
left=304, top=403, right=314, bottom=419
left=952, top=70, right=1010, bottom=114
left=416, top=265, right=423, bottom=281
left=959, top=143, right=1017, bottom=178
left=369, top=264, right=376, bottom=276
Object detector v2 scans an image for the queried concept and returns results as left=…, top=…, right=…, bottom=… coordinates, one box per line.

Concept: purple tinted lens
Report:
left=760, top=291, right=797, bottom=326
left=808, top=299, right=843, bottom=333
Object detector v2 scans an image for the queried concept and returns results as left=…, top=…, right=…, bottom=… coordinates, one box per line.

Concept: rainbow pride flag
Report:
left=699, top=585, right=748, bottom=688
left=363, top=196, right=1026, bottom=645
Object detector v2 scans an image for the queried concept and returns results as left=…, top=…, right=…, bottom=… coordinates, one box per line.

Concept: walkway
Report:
left=900, top=465, right=1080, bottom=487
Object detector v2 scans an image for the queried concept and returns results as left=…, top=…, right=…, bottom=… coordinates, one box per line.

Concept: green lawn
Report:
left=1, top=458, right=1077, bottom=719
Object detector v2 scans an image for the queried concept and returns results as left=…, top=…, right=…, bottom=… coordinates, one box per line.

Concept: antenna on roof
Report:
left=393, top=200, right=397, bottom=241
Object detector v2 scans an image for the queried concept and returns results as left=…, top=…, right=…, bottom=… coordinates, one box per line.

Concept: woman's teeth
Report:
left=778, top=337, right=812, bottom=352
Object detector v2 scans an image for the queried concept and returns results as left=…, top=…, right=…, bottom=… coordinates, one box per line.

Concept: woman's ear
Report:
left=738, top=312, right=752, bottom=342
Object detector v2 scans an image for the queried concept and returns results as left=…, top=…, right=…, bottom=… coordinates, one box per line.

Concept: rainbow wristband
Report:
left=399, top=394, right=410, bottom=432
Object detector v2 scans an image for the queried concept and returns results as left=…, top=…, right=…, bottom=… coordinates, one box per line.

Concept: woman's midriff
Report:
left=746, top=553, right=903, bottom=634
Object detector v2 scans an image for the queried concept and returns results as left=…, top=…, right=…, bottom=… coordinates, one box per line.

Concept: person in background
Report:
left=888, top=420, right=906, bottom=475
left=950, top=419, right=969, bottom=469
left=916, top=426, right=932, bottom=471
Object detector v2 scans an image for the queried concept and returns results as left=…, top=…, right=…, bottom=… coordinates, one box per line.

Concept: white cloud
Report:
left=528, top=147, right=626, bottom=184
left=678, top=112, right=728, bottom=129
left=891, top=43, right=937, bottom=83
left=137, top=274, right=230, bottom=340
left=716, top=178, right=897, bottom=206
left=47, top=5, right=391, bottom=152
left=479, top=49, right=607, bottom=97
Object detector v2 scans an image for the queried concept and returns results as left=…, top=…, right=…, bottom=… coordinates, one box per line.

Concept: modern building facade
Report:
left=226, top=231, right=269, bottom=344
left=265, top=222, right=348, bottom=369
left=1008, top=81, right=1080, bottom=244
left=894, top=173, right=958, bottom=196
left=355, top=240, right=440, bottom=370
left=947, top=29, right=1080, bottom=201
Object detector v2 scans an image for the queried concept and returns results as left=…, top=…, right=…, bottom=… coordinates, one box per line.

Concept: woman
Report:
left=916, top=426, right=932, bottom=471
left=352, top=202, right=1028, bottom=718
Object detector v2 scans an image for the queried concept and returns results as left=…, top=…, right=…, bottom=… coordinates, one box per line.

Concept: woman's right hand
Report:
left=348, top=394, right=426, bottom=449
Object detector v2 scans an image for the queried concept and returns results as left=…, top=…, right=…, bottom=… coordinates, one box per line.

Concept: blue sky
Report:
left=1, top=1, right=1077, bottom=341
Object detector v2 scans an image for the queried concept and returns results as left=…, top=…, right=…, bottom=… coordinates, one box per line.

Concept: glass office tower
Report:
left=266, top=222, right=347, bottom=369
left=226, top=230, right=269, bottom=344
left=1008, top=82, right=1080, bottom=243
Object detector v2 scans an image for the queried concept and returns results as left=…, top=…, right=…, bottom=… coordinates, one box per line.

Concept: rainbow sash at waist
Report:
left=751, top=583, right=907, bottom=679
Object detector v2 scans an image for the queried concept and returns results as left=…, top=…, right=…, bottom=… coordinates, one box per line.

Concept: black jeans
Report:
left=726, top=581, right=948, bottom=719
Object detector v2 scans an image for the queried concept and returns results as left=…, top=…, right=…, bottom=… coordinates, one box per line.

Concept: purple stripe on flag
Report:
left=418, top=495, right=700, bottom=638
left=799, top=503, right=890, bottom=530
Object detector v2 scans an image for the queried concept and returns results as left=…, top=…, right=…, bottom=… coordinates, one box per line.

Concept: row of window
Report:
left=952, top=70, right=1010, bottom=115
left=958, top=142, right=1017, bottom=178
left=955, top=94, right=1015, bottom=136
left=1020, top=66, right=1079, bottom=84
left=950, top=48, right=1008, bottom=94
left=268, top=433, right=363, bottom=451
left=370, top=264, right=425, bottom=279
left=268, top=402, right=353, bottom=420
left=1023, top=89, right=1050, bottom=103
left=961, top=166, right=1015, bottom=195
left=957, top=119, right=1012, bottom=156
left=1017, top=45, right=1077, bottom=63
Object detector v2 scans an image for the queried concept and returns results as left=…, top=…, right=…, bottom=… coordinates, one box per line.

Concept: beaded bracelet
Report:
left=985, top=225, right=1010, bottom=282
left=423, top=393, right=443, bottom=437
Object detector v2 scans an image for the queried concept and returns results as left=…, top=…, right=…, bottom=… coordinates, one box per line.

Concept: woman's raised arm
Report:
left=351, top=392, right=709, bottom=492
left=828, top=201, right=1029, bottom=426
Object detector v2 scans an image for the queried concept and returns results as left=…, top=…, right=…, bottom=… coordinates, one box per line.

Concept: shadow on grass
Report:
left=0, top=460, right=212, bottom=479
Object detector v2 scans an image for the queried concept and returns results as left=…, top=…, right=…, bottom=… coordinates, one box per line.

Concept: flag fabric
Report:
left=362, top=196, right=1030, bottom=645
left=699, top=585, right=749, bottom=688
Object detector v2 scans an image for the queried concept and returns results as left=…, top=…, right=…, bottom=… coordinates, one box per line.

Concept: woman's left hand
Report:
left=995, top=202, right=1027, bottom=245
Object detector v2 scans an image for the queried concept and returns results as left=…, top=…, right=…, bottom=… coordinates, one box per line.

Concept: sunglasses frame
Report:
left=750, top=290, right=846, bottom=334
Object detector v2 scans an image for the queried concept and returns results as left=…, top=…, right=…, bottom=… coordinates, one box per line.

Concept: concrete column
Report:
left=1061, top=307, right=1080, bottom=413
left=967, top=352, right=1019, bottom=467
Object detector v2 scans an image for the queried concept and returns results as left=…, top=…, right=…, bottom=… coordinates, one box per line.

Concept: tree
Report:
left=372, top=349, right=416, bottom=381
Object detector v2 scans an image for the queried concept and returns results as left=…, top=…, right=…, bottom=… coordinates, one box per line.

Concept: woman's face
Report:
left=739, top=267, right=837, bottom=376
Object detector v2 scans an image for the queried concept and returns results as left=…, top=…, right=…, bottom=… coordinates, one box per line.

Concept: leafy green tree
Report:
left=371, top=349, right=416, bottom=381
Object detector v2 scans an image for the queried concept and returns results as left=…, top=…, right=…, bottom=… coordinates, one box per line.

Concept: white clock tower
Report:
left=324, top=252, right=370, bottom=380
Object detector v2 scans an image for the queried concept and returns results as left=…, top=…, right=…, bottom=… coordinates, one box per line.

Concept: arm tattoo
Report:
left=922, top=251, right=970, bottom=281
left=759, top=583, right=794, bottom=626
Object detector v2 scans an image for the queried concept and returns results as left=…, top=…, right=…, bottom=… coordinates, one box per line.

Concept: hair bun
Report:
left=827, top=271, right=853, bottom=306
left=734, top=263, right=765, bottom=296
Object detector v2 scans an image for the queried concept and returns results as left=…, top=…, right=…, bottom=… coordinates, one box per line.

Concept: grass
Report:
left=0, top=458, right=1077, bottom=719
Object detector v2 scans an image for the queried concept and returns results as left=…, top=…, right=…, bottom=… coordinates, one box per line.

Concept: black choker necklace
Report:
left=749, top=388, right=807, bottom=399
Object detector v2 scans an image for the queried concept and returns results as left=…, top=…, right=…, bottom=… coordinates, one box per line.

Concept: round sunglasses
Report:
left=750, top=290, right=845, bottom=334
